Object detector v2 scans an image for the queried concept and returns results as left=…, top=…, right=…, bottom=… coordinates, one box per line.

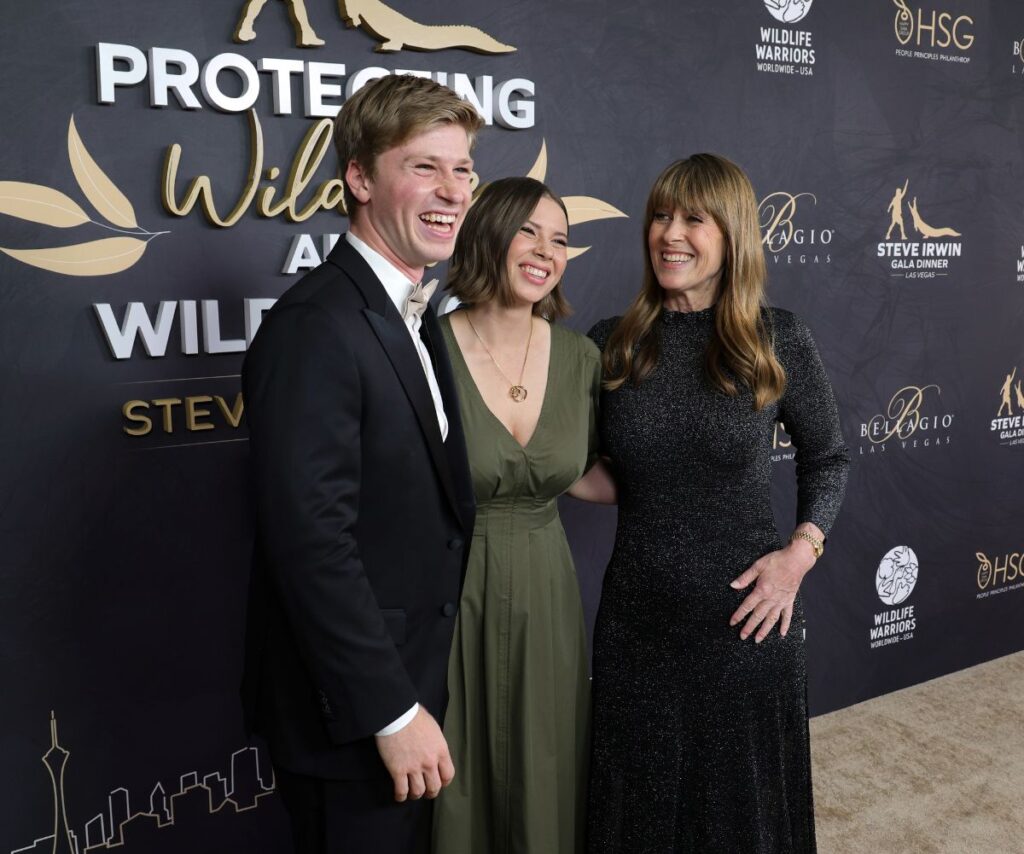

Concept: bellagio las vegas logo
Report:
left=858, top=384, right=952, bottom=455
left=990, top=367, right=1024, bottom=447
left=876, top=179, right=961, bottom=280
left=233, top=0, right=515, bottom=53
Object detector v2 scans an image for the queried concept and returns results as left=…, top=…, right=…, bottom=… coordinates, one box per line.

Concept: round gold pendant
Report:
left=509, top=385, right=528, bottom=403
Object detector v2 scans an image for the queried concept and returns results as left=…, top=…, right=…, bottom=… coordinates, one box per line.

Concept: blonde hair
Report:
left=447, top=177, right=571, bottom=320
left=603, top=154, right=786, bottom=410
left=334, top=75, right=484, bottom=214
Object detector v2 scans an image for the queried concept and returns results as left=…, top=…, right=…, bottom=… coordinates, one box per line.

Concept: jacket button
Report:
left=318, top=690, right=333, bottom=717
left=447, top=538, right=463, bottom=551
left=441, top=602, right=457, bottom=617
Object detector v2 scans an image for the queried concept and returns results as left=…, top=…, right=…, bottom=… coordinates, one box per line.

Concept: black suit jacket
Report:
left=241, top=238, right=475, bottom=780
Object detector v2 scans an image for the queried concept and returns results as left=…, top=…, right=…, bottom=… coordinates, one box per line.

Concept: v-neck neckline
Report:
left=443, top=311, right=556, bottom=453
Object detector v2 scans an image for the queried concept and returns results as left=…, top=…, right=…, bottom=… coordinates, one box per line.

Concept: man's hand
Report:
left=374, top=706, right=455, bottom=803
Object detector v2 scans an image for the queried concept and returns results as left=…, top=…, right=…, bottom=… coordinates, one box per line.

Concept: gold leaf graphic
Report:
left=526, top=140, right=548, bottom=182
left=68, top=116, right=138, bottom=229
left=0, top=181, right=89, bottom=228
left=0, top=236, right=148, bottom=276
left=563, top=196, right=628, bottom=226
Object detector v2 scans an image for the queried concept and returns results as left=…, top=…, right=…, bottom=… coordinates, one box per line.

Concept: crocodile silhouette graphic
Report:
left=908, top=197, right=961, bottom=239
left=339, top=0, right=515, bottom=53
left=232, top=0, right=515, bottom=53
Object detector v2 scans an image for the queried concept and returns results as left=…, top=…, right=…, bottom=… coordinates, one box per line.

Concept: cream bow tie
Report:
left=402, top=279, right=438, bottom=322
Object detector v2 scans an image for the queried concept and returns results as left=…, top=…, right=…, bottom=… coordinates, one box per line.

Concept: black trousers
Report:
left=275, top=767, right=432, bottom=854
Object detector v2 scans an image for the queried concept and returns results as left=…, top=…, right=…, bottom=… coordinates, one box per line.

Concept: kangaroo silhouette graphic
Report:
left=339, top=0, right=515, bottom=54
left=908, top=197, right=961, bottom=239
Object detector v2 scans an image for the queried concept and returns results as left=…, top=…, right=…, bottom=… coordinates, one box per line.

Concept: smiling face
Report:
left=648, top=207, right=726, bottom=311
left=504, top=195, right=569, bottom=309
left=345, top=122, right=474, bottom=282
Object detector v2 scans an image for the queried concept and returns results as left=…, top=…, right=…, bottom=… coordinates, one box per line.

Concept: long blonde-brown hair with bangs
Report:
left=602, top=154, right=786, bottom=410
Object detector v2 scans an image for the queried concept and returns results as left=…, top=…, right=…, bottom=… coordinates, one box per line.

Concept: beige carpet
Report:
left=811, top=651, right=1024, bottom=854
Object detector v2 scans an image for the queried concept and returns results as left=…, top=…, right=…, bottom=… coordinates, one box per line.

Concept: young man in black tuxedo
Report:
left=242, top=74, right=482, bottom=853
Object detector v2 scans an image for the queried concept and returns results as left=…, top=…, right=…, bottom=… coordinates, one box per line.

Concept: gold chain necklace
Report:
left=465, top=311, right=533, bottom=403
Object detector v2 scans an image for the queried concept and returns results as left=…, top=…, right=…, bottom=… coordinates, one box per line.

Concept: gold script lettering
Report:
left=759, top=192, right=815, bottom=253
left=866, top=385, right=939, bottom=443
left=162, top=111, right=347, bottom=227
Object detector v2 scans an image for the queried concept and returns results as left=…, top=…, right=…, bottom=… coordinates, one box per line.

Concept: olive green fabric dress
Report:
left=432, top=314, right=601, bottom=854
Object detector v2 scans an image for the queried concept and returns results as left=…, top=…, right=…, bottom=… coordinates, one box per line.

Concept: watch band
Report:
left=790, top=530, right=824, bottom=559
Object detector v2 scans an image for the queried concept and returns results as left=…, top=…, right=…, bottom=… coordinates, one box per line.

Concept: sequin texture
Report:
left=586, top=307, right=849, bottom=854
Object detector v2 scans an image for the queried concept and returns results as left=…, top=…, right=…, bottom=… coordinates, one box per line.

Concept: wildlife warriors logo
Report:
left=876, top=179, right=962, bottom=280
left=870, top=546, right=919, bottom=648
left=234, top=0, right=516, bottom=53
left=756, top=1, right=816, bottom=76
left=876, top=545, right=918, bottom=605
left=990, top=366, right=1024, bottom=447
left=763, top=0, right=813, bottom=24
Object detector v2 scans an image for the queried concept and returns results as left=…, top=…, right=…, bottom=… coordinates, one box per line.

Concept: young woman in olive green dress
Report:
left=432, top=177, right=614, bottom=854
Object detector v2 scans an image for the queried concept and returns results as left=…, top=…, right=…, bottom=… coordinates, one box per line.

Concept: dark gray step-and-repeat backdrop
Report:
left=3, top=0, right=1022, bottom=851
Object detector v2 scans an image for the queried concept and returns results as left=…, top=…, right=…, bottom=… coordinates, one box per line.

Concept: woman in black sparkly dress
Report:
left=586, top=154, right=849, bottom=853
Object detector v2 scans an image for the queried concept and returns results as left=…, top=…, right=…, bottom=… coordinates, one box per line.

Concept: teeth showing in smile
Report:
left=420, top=213, right=457, bottom=225
left=662, top=252, right=693, bottom=263
left=521, top=264, right=549, bottom=280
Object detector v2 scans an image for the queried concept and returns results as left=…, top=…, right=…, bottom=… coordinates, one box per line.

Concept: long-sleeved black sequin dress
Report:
left=586, top=307, right=848, bottom=854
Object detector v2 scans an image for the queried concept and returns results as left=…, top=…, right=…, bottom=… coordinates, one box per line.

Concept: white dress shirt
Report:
left=346, top=232, right=448, bottom=442
left=345, top=232, right=446, bottom=736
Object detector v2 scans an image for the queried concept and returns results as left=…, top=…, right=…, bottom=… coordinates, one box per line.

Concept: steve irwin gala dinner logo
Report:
left=990, top=366, right=1024, bottom=448
left=870, top=546, right=919, bottom=649
left=877, top=178, right=962, bottom=280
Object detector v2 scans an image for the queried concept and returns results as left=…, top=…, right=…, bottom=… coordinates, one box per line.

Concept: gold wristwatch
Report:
left=790, top=530, right=824, bottom=559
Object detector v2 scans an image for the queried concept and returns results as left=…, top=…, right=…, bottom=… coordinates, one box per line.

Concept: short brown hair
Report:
left=446, top=177, right=571, bottom=320
left=334, top=74, right=485, bottom=214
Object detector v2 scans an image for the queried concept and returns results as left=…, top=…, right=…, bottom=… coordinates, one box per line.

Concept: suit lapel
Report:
left=422, top=308, right=475, bottom=534
left=328, top=240, right=468, bottom=532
